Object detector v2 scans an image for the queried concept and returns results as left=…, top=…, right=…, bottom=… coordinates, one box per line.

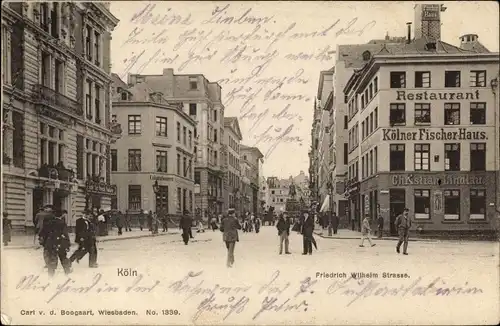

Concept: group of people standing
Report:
left=33, top=205, right=99, bottom=277
left=242, top=213, right=261, bottom=233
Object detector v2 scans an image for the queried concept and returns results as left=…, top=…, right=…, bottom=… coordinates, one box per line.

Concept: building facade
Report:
left=223, top=117, right=242, bottom=214
left=110, top=78, right=196, bottom=217
left=2, top=3, right=119, bottom=232
left=126, top=69, right=224, bottom=220
left=240, top=145, right=264, bottom=215
left=344, top=35, right=499, bottom=235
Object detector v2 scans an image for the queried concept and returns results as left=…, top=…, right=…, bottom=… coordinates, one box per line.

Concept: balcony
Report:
left=38, top=162, right=75, bottom=181
left=34, top=84, right=83, bottom=118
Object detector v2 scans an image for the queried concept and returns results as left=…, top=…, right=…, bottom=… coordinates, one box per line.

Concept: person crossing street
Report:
left=69, top=210, right=98, bottom=268
left=39, top=210, right=72, bottom=276
left=395, top=208, right=412, bottom=255
left=359, top=214, right=376, bottom=248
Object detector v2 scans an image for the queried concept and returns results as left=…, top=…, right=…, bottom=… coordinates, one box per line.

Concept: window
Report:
left=470, top=70, right=486, bottom=87
left=111, top=114, right=117, bottom=123
left=177, top=153, right=181, bottom=175
left=344, top=116, right=348, bottom=129
left=111, top=149, right=117, bottom=171
left=343, top=143, right=348, bottom=164
left=444, top=190, right=460, bottom=220
left=470, top=189, right=486, bottom=219
left=156, top=117, right=167, bottom=136
left=390, top=144, right=405, bottom=171
left=361, top=121, right=365, bottom=139
left=368, top=84, right=373, bottom=99
left=390, top=72, right=406, bottom=88
left=361, top=94, right=365, bottom=109
left=194, top=146, right=198, bottom=162
left=214, top=129, right=218, bottom=143
left=414, top=190, right=430, bottom=219
left=214, top=109, right=218, bottom=122
left=189, top=103, right=197, bottom=115
left=194, top=171, right=201, bottom=184
left=55, top=60, right=64, bottom=94
left=444, top=71, right=460, bottom=87
left=40, top=3, right=50, bottom=32
left=414, top=103, right=431, bottom=124
left=177, top=122, right=181, bottom=141
left=362, top=51, right=371, bottom=61
left=444, top=144, right=460, bottom=171
left=189, top=77, right=198, bottom=90
left=128, top=185, right=141, bottom=210
left=121, top=92, right=128, bottom=101
left=188, top=130, right=192, bottom=148
left=156, top=150, right=167, bottom=172
left=94, top=31, right=101, bottom=66
left=444, top=103, right=460, bottom=125
left=128, top=149, right=141, bottom=171
left=85, top=25, right=92, bottom=61
left=95, top=84, right=101, bottom=123
left=128, top=115, right=141, bottom=134
left=415, top=71, right=431, bottom=88
left=374, top=146, right=378, bottom=173
left=369, top=150, right=373, bottom=175
left=39, top=122, right=64, bottom=167
left=188, top=159, right=192, bottom=179
left=177, top=187, right=182, bottom=212
left=389, top=103, right=406, bottom=125
left=369, top=112, right=373, bottom=134
left=182, top=126, right=187, bottom=145
left=41, top=52, right=50, bottom=87
left=183, top=157, right=187, bottom=177
left=470, top=143, right=486, bottom=171
left=470, top=103, right=486, bottom=125
left=414, top=144, right=430, bottom=171
left=12, top=111, right=25, bottom=168
left=374, top=77, right=378, bottom=93
left=374, top=108, right=378, bottom=129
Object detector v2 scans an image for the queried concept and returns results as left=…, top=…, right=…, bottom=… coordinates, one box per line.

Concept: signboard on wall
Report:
left=422, top=5, right=440, bottom=21
left=391, top=174, right=485, bottom=187
left=382, top=128, right=487, bottom=142
left=433, top=190, right=443, bottom=214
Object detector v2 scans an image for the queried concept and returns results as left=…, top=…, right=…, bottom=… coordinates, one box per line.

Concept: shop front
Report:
left=360, top=171, right=497, bottom=235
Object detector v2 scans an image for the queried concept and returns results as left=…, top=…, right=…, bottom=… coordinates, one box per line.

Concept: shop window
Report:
left=414, top=103, right=431, bottom=124
left=444, top=103, right=460, bottom=125
left=469, top=70, right=486, bottom=87
left=444, top=71, right=461, bottom=87
left=414, top=189, right=430, bottom=219
left=390, top=71, right=406, bottom=88
left=470, top=103, right=486, bottom=125
left=390, top=144, right=405, bottom=171
left=128, top=185, right=141, bottom=210
left=444, top=189, right=460, bottom=220
left=470, top=143, right=486, bottom=171
left=444, top=144, right=460, bottom=171
left=389, top=103, right=406, bottom=125
left=414, top=144, right=430, bottom=171
left=469, top=189, right=486, bottom=220
left=415, top=71, right=431, bottom=88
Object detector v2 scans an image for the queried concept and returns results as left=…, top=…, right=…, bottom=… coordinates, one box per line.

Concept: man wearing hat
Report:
left=39, top=209, right=73, bottom=276
left=220, top=208, right=241, bottom=267
left=35, top=205, right=56, bottom=268
left=300, top=210, right=314, bottom=255
left=395, top=208, right=412, bottom=255
left=179, top=210, right=193, bottom=245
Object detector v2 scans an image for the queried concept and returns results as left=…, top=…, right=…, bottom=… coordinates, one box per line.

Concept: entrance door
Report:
left=33, top=188, right=44, bottom=219
left=389, top=189, right=406, bottom=236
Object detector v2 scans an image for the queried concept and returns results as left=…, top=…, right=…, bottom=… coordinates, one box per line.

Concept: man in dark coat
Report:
left=377, top=214, right=384, bottom=238
left=276, top=212, right=291, bottom=255
left=179, top=211, right=192, bottom=245
left=220, top=208, right=241, bottom=268
left=124, top=209, right=132, bottom=231
left=395, top=208, right=411, bottom=255
left=332, top=212, right=339, bottom=235
left=115, top=211, right=124, bottom=235
left=69, top=210, right=98, bottom=267
left=35, top=205, right=56, bottom=268
left=300, top=210, right=314, bottom=255
left=147, top=210, right=153, bottom=231
left=39, top=210, right=72, bottom=276
left=138, top=210, right=145, bottom=231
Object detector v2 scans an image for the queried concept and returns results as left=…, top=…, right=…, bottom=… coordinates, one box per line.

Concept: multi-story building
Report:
left=239, top=156, right=252, bottom=216
left=267, top=177, right=288, bottom=213
left=126, top=69, right=224, bottom=220
left=344, top=18, right=498, bottom=235
left=2, top=3, right=119, bottom=232
left=223, top=117, right=242, bottom=213
left=110, top=76, right=196, bottom=217
left=240, top=145, right=264, bottom=215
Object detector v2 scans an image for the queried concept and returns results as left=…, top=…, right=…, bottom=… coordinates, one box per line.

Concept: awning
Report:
left=320, top=195, right=330, bottom=213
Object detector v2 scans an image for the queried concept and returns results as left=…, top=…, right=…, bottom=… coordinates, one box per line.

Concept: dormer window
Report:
left=189, top=77, right=198, bottom=90
left=121, top=92, right=128, bottom=101
left=362, top=51, right=371, bottom=61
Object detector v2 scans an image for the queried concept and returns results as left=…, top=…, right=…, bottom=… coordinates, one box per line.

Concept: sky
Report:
left=109, top=1, right=499, bottom=179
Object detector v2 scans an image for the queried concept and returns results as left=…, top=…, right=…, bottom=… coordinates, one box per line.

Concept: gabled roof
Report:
left=223, top=117, right=243, bottom=141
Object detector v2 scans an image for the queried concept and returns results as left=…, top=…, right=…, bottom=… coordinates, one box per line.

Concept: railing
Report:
left=35, top=84, right=83, bottom=116
left=38, top=163, right=75, bottom=181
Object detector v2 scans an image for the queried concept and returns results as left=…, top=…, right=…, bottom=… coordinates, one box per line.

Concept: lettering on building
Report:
left=391, top=174, right=485, bottom=187
left=396, top=90, right=480, bottom=101
left=85, top=181, right=117, bottom=196
left=150, top=175, right=174, bottom=181
left=382, top=128, right=487, bottom=141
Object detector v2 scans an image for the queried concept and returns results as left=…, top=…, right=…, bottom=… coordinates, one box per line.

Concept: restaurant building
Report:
left=344, top=30, right=499, bottom=235
left=2, top=3, right=119, bottom=232
left=110, top=77, right=196, bottom=218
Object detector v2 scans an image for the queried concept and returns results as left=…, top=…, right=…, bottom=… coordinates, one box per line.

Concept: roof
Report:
left=241, top=145, right=264, bottom=160
left=316, top=69, right=335, bottom=100
left=111, top=73, right=128, bottom=89
left=223, top=117, right=243, bottom=140
left=459, top=41, right=490, bottom=53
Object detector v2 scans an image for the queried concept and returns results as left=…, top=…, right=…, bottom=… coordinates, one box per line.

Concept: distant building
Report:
left=240, top=145, right=264, bottom=215
left=223, top=117, right=243, bottom=214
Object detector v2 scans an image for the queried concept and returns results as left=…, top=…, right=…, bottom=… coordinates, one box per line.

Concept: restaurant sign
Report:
left=396, top=90, right=480, bottom=101
left=382, top=128, right=487, bottom=141
left=391, top=174, right=485, bottom=187
left=85, top=180, right=117, bottom=196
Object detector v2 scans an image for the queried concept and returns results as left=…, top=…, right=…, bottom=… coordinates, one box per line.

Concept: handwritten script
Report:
left=114, top=2, right=377, bottom=168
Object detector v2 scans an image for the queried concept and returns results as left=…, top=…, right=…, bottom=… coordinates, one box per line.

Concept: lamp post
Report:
left=490, top=76, right=500, bottom=218
left=326, top=180, right=333, bottom=236
left=152, top=180, right=160, bottom=213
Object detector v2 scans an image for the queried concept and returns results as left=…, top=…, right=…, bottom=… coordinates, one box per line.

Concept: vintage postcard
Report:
left=1, top=1, right=499, bottom=325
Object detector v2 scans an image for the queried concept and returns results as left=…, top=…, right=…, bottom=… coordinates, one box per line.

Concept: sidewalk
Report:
left=313, top=228, right=437, bottom=242
left=3, top=228, right=181, bottom=250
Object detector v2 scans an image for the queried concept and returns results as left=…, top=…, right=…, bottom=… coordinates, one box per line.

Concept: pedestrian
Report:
left=254, top=215, right=261, bottom=234
left=151, top=212, right=159, bottom=235
left=220, top=208, right=241, bottom=268
left=3, top=212, right=12, bottom=246
left=116, top=211, right=124, bottom=235
left=124, top=209, right=131, bottom=231
left=35, top=205, right=56, bottom=268
left=300, top=210, right=314, bottom=255
left=39, top=210, right=73, bottom=277
left=138, top=209, right=144, bottom=231
left=147, top=210, right=153, bottom=232
left=332, top=212, right=339, bottom=234
left=377, top=214, right=384, bottom=238
left=210, top=216, right=218, bottom=231
left=276, top=213, right=291, bottom=255
left=196, top=219, right=205, bottom=233
left=69, top=210, right=98, bottom=268
left=359, top=214, right=376, bottom=247
left=179, top=211, right=192, bottom=245
left=395, top=208, right=411, bottom=255
left=161, top=211, right=168, bottom=232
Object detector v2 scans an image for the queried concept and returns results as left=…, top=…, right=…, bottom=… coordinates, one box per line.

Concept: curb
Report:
left=313, top=232, right=497, bottom=243
left=3, top=232, right=179, bottom=250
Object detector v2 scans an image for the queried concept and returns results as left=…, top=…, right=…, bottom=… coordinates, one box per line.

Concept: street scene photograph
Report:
left=1, top=1, right=499, bottom=325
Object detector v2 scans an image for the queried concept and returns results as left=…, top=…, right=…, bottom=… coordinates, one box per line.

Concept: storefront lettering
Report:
left=150, top=175, right=174, bottom=181
left=382, top=128, right=487, bottom=141
left=396, top=90, right=480, bottom=101
left=391, top=174, right=485, bottom=186
left=85, top=181, right=117, bottom=196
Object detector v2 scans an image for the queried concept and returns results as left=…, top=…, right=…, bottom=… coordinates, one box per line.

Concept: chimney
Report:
left=406, top=22, right=412, bottom=44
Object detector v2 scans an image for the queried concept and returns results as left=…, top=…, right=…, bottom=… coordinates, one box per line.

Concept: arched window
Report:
left=362, top=51, right=371, bottom=61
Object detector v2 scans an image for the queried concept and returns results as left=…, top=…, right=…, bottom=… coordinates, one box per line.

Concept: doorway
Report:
left=389, top=188, right=406, bottom=236
left=32, top=188, right=44, bottom=219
